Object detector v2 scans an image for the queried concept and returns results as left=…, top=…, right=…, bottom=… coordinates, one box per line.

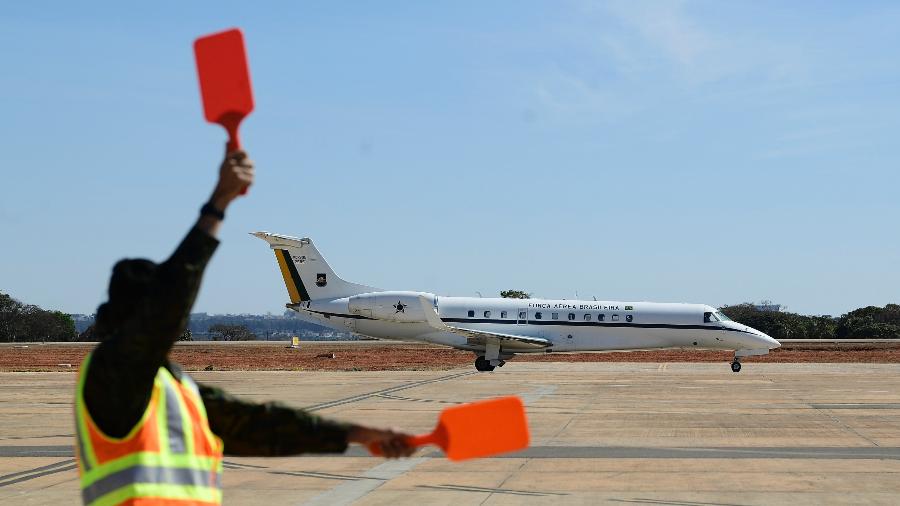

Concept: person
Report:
left=74, top=149, right=413, bottom=506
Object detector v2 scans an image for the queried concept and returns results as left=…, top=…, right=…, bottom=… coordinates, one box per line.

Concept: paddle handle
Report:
left=225, top=125, right=248, bottom=196
left=367, top=433, right=437, bottom=456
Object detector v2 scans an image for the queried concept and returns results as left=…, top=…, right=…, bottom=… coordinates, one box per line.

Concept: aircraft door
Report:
left=517, top=308, right=527, bottom=325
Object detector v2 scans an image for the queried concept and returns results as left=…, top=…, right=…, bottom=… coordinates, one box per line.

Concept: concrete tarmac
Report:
left=2, top=362, right=900, bottom=505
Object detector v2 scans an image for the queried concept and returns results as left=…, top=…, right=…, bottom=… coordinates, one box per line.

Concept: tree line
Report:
left=720, top=303, right=900, bottom=340
left=0, top=292, right=77, bottom=342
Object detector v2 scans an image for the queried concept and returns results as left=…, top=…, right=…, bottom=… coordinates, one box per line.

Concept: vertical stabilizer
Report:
left=251, top=232, right=377, bottom=302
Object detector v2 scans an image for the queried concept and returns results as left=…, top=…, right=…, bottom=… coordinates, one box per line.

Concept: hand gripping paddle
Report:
left=369, top=396, right=530, bottom=461
left=194, top=28, right=254, bottom=194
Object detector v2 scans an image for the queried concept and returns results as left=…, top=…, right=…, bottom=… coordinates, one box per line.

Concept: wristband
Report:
left=200, top=202, right=225, bottom=221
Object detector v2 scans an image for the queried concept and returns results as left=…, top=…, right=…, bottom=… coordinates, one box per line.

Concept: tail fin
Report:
left=251, top=232, right=377, bottom=302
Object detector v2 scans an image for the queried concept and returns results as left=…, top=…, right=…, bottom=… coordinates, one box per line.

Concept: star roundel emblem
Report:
left=393, top=301, right=407, bottom=313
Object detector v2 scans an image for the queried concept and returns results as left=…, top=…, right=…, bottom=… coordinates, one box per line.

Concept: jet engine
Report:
left=348, top=291, right=438, bottom=323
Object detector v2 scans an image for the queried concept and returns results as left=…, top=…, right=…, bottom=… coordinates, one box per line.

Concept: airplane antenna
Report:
left=475, top=291, right=483, bottom=298
left=593, top=296, right=597, bottom=301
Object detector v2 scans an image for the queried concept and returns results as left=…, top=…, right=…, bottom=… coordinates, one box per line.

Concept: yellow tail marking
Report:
left=274, top=251, right=301, bottom=304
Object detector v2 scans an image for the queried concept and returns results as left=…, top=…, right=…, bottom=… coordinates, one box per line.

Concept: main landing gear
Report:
left=474, top=355, right=505, bottom=372
left=730, top=359, right=742, bottom=373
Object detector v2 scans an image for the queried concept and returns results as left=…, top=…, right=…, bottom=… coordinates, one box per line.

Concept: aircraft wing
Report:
left=414, top=295, right=552, bottom=350
left=446, top=325, right=552, bottom=350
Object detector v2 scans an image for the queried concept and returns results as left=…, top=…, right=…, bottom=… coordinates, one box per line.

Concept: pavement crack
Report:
left=421, top=484, right=565, bottom=497
left=0, top=460, right=77, bottom=488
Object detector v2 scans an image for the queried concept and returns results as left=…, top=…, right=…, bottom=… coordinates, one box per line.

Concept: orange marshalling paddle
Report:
left=369, top=396, right=530, bottom=461
left=194, top=28, right=254, bottom=194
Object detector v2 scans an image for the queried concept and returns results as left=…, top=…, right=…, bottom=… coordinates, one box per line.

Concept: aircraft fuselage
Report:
left=291, top=295, right=778, bottom=357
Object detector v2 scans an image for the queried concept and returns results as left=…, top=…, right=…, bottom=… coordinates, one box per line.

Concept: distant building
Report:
left=71, top=314, right=96, bottom=333
left=754, top=301, right=782, bottom=312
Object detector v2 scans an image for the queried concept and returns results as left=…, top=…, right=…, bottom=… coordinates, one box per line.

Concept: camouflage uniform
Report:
left=83, top=227, right=349, bottom=456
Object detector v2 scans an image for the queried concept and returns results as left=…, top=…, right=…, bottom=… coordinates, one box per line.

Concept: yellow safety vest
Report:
left=74, top=352, right=224, bottom=506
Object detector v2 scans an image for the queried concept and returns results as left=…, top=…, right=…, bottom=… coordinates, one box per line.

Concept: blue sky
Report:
left=2, top=1, right=898, bottom=317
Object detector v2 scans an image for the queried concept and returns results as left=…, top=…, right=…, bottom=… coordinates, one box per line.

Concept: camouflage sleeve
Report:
left=198, top=383, right=351, bottom=456
left=151, top=226, right=220, bottom=342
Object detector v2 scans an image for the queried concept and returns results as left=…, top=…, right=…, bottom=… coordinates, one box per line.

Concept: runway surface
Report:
left=2, top=362, right=900, bottom=505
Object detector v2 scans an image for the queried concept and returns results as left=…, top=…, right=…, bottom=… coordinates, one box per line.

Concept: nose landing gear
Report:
left=730, top=348, right=771, bottom=373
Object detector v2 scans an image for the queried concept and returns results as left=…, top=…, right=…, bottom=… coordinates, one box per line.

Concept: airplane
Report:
left=252, top=232, right=780, bottom=373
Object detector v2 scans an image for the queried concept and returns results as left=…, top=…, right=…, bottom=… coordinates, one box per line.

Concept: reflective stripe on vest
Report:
left=164, top=377, right=187, bottom=454
left=75, top=352, right=224, bottom=506
left=82, top=465, right=222, bottom=505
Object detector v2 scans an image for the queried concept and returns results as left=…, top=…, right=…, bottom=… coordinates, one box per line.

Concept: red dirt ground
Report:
left=2, top=341, right=900, bottom=372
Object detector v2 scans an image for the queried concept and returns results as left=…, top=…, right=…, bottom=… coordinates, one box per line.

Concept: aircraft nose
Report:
left=755, top=329, right=780, bottom=349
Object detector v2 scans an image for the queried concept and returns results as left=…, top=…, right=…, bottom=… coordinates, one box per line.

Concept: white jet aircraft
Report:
left=252, top=232, right=780, bottom=373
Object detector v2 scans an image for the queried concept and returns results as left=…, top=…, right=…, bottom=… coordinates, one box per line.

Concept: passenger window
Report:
left=612, top=314, right=619, bottom=321
left=501, top=311, right=508, bottom=318
left=535, top=312, right=543, bottom=319
left=598, top=314, right=605, bottom=321
left=552, top=312, right=559, bottom=320
left=467, top=310, right=475, bottom=317
left=626, top=315, right=633, bottom=322
left=584, top=314, right=591, bottom=321
left=519, top=311, right=526, bottom=319
left=484, top=311, right=491, bottom=318
left=568, top=313, right=575, bottom=321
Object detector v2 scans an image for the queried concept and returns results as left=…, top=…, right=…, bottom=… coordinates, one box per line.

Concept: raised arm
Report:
left=196, top=150, right=255, bottom=239
left=152, top=150, right=255, bottom=346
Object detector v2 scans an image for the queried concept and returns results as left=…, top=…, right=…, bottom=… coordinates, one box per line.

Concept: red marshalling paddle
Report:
left=194, top=28, right=254, bottom=194
left=369, top=396, right=530, bottom=461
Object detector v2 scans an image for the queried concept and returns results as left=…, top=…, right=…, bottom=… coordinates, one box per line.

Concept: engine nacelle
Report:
left=348, top=291, right=438, bottom=323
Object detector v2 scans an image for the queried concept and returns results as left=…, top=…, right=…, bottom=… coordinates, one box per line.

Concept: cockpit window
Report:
left=715, top=311, right=731, bottom=322
left=704, top=311, right=719, bottom=323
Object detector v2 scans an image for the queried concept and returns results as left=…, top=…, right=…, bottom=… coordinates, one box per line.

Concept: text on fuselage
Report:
left=527, top=303, right=621, bottom=311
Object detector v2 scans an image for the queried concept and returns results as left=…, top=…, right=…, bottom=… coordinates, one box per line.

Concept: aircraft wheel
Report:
left=731, top=361, right=742, bottom=373
left=474, top=356, right=490, bottom=372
